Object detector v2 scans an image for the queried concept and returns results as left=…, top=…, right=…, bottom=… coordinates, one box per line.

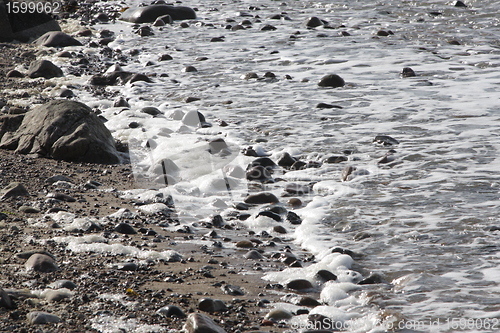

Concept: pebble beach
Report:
left=1, top=0, right=500, bottom=332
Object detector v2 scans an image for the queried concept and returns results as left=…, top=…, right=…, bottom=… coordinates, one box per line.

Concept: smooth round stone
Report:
left=318, top=74, right=345, bottom=88
left=277, top=152, right=297, bottom=168
left=114, top=222, right=137, bottom=234
left=19, top=206, right=40, bottom=214
left=304, top=16, right=324, bottom=28
left=265, top=309, right=293, bottom=320
left=284, top=183, right=311, bottom=195
left=27, top=311, right=61, bottom=324
left=183, top=65, right=197, bottom=72
left=244, top=192, right=279, bottom=205
left=298, top=296, right=321, bottom=307
left=325, top=155, right=348, bottom=163
left=236, top=240, right=254, bottom=248
left=287, top=198, right=303, bottom=208
left=245, top=250, right=264, bottom=259
left=208, top=138, right=228, bottom=154
left=358, top=273, right=386, bottom=285
left=140, top=106, right=162, bottom=116
left=286, top=279, right=313, bottom=291
left=316, top=269, right=337, bottom=282
left=273, top=225, right=287, bottom=234
left=116, top=262, right=138, bottom=271
left=248, top=157, right=277, bottom=169
left=25, top=254, right=58, bottom=273
left=257, top=211, right=282, bottom=222
left=246, top=166, right=272, bottom=182
left=198, top=298, right=227, bottom=312
left=157, top=305, right=186, bottom=318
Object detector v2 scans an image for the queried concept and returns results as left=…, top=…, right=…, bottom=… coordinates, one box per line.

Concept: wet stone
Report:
left=304, top=16, right=325, bottom=28
left=257, top=210, right=282, bottom=222
left=298, top=296, right=321, bottom=307
left=244, top=192, right=279, bottom=204
left=373, top=135, right=400, bottom=146
left=325, top=155, right=348, bottom=163
left=236, top=240, right=254, bottom=248
left=318, top=74, right=345, bottom=88
left=157, top=305, right=186, bottom=318
left=316, top=102, right=342, bottom=109
left=287, top=279, right=313, bottom=291
left=141, top=106, right=162, bottom=116
left=273, top=225, right=287, bottom=234
left=277, top=152, right=297, bottom=168
left=358, top=273, right=387, bottom=285
left=284, top=183, right=311, bottom=195
left=401, top=67, right=416, bottom=78
left=316, top=269, right=337, bottom=282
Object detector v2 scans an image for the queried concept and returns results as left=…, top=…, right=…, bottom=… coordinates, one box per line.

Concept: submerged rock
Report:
left=318, top=74, right=345, bottom=88
left=120, top=5, right=196, bottom=23
left=157, top=305, right=186, bottom=318
left=244, top=192, right=279, bottom=204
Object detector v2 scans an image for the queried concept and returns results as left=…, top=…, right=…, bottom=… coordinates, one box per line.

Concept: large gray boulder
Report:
left=120, top=5, right=196, bottom=23
left=0, top=0, right=61, bottom=42
left=0, top=100, right=121, bottom=164
left=34, top=31, right=82, bottom=47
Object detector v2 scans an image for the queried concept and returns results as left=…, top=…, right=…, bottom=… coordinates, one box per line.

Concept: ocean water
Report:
left=38, top=0, right=500, bottom=331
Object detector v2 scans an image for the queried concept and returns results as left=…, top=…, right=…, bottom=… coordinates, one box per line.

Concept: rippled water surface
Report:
left=54, top=0, right=500, bottom=331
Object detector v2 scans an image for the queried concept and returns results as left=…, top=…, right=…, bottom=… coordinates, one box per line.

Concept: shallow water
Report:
left=45, top=0, right=500, bottom=331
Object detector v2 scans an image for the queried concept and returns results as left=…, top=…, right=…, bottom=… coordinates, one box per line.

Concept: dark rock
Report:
left=291, top=160, right=307, bottom=170
left=304, top=16, right=325, bottom=28
left=273, top=225, right=287, bottom=234
left=0, top=2, right=61, bottom=43
left=25, top=253, right=58, bottom=273
left=377, top=30, right=390, bottom=36
left=141, top=106, right=162, bottom=116
left=0, top=287, right=14, bottom=309
left=34, top=31, right=82, bottom=47
left=265, top=309, right=293, bottom=320
left=246, top=165, right=273, bottom=182
left=159, top=54, right=173, bottom=61
left=257, top=210, right=282, bottom=222
left=236, top=240, right=254, bottom=248
left=325, top=155, right=348, bottom=163
left=211, top=215, right=224, bottom=227
left=373, top=135, right=399, bottom=146
left=183, top=66, right=198, bottom=73
left=298, top=296, right=320, bottom=307
left=330, top=247, right=356, bottom=257
left=130, top=73, right=153, bottom=83
left=260, top=24, right=277, bottom=31
left=0, top=182, right=29, bottom=199
left=401, top=67, right=416, bottom=78
left=198, top=298, right=227, bottom=312
left=248, top=157, right=277, bottom=169
left=157, top=305, right=186, bottom=318
left=114, top=222, right=137, bottom=234
left=120, top=5, right=196, bottom=23
left=287, top=279, right=313, bottom=291
left=277, top=152, right=297, bottom=168
left=316, top=269, right=337, bottom=282
left=27, top=311, right=61, bottom=325
left=0, top=100, right=120, bottom=164
left=318, top=74, right=345, bottom=88
left=316, top=103, right=342, bottom=109
left=114, top=97, right=130, bottom=107
left=358, top=273, right=387, bottom=285
left=244, top=192, right=279, bottom=204
left=27, top=60, right=63, bottom=79
left=6, top=69, right=24, bottom=78
left=183, top=313, right=227, bottom=333
left=159, top=14, right=173, bottom=24
left=136, top=26, right=154, bottom=36
left=116, top=262, right=138, bottom=271
left=455, top=1, right=467, bottom=7
left=269, top=206, right=287, bottom=215
left=284, top=183, right=311, bottom=195
left=245, top=250, right=264, bottom=259
left=308, top=314, right=330, bottom=330
left=286, top=211, right=302, bottom=225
